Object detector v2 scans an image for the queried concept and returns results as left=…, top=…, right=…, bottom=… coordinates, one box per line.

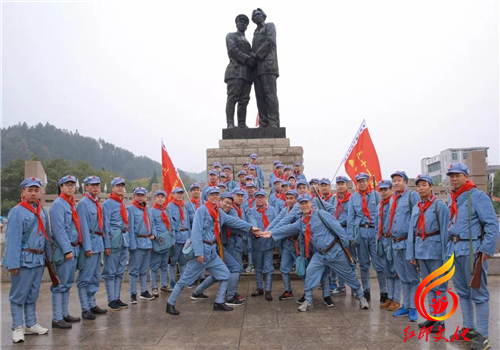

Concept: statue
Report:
left=251, top=8, right=280, bottom=128
left=224, top=14, right=254, bottom=129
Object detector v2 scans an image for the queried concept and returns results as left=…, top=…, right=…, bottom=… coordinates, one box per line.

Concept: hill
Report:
left=1, top=123, right=161, bottom=180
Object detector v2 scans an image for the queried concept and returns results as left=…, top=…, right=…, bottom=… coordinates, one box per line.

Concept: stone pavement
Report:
left=1, top=277, right=499, bottom=350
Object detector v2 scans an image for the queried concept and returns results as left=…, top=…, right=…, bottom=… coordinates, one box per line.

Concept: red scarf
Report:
left=275, top=192, right=286, bottom=201
left=273, top=170, right=286, bottom=181
left=248, top=197, right=255, bottom=209
left=84, top=193, right=103, bottom=231
left=389, top=191, right=405, bottom=233
left=109, top=192, right=129, bottom=229
left=323, top=192, right=334, bottom=203
left=335, top=191, right=351, bottom=219
left=131, top=200, right=150, bottom=232
left=208, top=180, right=218, bottom=187
left=204, top=202, right=224, bottom=259
left=358, top=189, right=372, bottom=223
left=302, top=209, right=313, bottom=257
left=449, top=180, right=477, bottom=224
left=294, top=171, right=301, bottom=177
left=59, top=193, right=82, bottom=244
left=256, top=205, right=270, bottom=229
left=171, top=198, right=185, bottom=224
left=416, top=195, right=436, bottom=240
left=153, top=203, right=171, bottom=231
left=191, top=197, right=201, bottom=209
left=378, top=197, right=391, bottom=237
left=17, top=198, right=49, bottom=241
left=233, top=203, right=243, bottom=218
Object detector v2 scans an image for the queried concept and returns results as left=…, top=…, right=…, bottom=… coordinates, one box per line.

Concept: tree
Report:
left=148, top=170, right=158, bottom=191
left=1, top=158, right=25, bottom=215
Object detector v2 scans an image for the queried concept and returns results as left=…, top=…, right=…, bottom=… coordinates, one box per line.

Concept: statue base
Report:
left=206, top=136, right=303, bottom=182
left=222, top=127, right=286, bottom=140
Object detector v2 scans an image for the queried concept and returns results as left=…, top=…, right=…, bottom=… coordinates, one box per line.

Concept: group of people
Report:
left=3, top=153, right=499, bottom=350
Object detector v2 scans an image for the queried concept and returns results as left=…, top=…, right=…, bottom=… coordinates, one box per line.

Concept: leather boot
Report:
left=166, top=303, right=179, bottom=315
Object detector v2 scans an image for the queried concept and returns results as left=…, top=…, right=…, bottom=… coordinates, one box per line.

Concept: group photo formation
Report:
left=2, top=2, right=499, bottom=350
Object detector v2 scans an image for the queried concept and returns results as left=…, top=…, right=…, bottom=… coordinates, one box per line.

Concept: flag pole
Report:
left=331, top=119, right=366, bottom=183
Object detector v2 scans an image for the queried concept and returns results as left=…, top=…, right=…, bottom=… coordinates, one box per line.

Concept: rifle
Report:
left=469, top=252, right=482, bottom=290
left=45, top=258, right=61, bottom=287
left=311, top=185, right=355, bottom=264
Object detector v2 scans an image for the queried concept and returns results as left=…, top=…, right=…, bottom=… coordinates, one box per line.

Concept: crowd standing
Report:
left=3, top=153, right=498, bottom=350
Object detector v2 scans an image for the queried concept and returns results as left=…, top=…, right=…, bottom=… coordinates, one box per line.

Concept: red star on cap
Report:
left=417, top=175, right=421, bottom=178
left=93, top=176, right=96, bottom=178
left=32, top=177, right=35, bottom=180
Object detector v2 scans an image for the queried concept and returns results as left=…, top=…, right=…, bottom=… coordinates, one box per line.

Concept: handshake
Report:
left=246, top=52, right=257, bottom=67
left=250, top=227, right=272, bottom=239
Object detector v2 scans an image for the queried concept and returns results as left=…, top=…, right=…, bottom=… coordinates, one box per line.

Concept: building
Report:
left=421, top=147, right=489, bottom=185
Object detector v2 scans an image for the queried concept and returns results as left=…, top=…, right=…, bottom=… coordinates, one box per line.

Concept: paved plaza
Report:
left=1, top=276, right=499, bottom=350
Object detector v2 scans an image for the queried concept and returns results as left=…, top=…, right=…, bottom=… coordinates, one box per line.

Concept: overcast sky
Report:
left=3, top=0, right=499, bottom=180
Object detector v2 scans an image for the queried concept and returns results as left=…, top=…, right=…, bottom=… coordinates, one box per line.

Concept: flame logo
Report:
left=415, top=254, right=459, bottom=321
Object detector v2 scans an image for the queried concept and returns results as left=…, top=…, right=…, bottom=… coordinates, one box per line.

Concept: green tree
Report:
left=1, top=158, right=25, bottom=215
left=42, top=158, right=72, bottom=194
left=490, top=171, right=500, bottom=214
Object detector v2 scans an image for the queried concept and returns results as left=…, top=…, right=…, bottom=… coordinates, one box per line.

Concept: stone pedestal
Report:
left=206, top=138, right=304, bottom=182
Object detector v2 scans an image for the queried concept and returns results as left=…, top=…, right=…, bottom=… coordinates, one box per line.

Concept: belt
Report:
left=392, top=235, right=407, bottom=243
left=70, top=242, right=79, bottom=247
left=22, top=248, right=44, bottom=255
left=137, top=234, right=150, bottom=238
left=319, top=241, right=337, bottom=255
left=121, top=228, right=128, bottom=233
left=203, top=240, right=216, bottom=246
left=91, top=230, right=104, bottom=237
left=416, top=231, right=440, bottom=238
left=360, top=224, right=375, bottom=229
left=450, top=236, right=478, bottom=244
left=341, top=223, right=347, bottom=228
left=380, top=232, right=390, bottom=238
left=180, top=228, right=189, bottom=232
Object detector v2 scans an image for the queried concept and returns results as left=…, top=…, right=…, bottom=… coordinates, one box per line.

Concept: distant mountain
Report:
left=1, top=122, right=161, bottom=180
left=182, top=170, right=206, bottom=183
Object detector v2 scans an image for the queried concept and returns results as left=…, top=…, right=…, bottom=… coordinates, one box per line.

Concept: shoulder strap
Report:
left=22, top=209, right=42, bottom=244
left=317, top=210, right=335, bottom=239
left=434, top=200, right=441, bottom=229
left=468, top=190, right=473, bottom=274
left=408, top=190, right=413, bottom=211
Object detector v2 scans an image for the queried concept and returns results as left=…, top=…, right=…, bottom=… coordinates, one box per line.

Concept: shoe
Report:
left=116, top=299, right=128, bottom=309
left=380, top=298, right=392, bottom=309
left=298, top=300, right=314, bottom=312
left=108, top=300, right=120, bottom=311
left=329, top=284, right=338, bottom=292
left=24, top=323, right=49, bottom=335
left=380, top=292, right=388, bottom=303
left=245, top=265, right=254, bottom=273
left=338, top=287, right=346, bottom=295
left=161, top=285, right=172, bottom=293
left=430, top=322, right=445, bottom=334
left=130, top=294, right=138, bottom=304
left=364, top=289, right=371, bottom=301
left=409, top=309, right=418, bottom=322
left=191, top=292, right=209, bottom=300
left=387, top=301, right=401, bottom=312
left=152, top=287, right=159, bottom=297
left=81, top=310, right=95, bottom=320
left=418, top=319, right=435, bottom=329
left=227, top=123, right=237, bottom=129
left=90, top=306, right=108, bottom=314
left=449, top=327, right=477, bottom=342
left=318, top=284, right=324, bottom=290
left=170, top=281, right=176, bottom=289
left=52, top=319, right=72, bottom=329
left=63, top=314, right=81, bottom=323
left=393, top=307, right=410, bottom=317
left=187, top=283, right=196, bottom=289
left=226, top=297, right=244, bottom=306
left=166, top=303, right=179, bottom=315
left=351, top=289, right=357, bottom=298
left=471, top=333, right=490, bottom=350
left=214, top=302, right=233, bottom=311
left=359, top=297, right=370, bottom=309
left=323, top=296, right=335, bottom=307
left=265, top=291, right=273, bottom=301
left=234, top=292, right=245, bottom=302
left=279, top=291, right=294, bottom=301
left=140, top=291, right=154, bottom=301
left=251, top=288, right=264, bottom=297
left=12, top=326, right=24, bottom=343
left=330, top=287, right=340, bottom=295
left=296, top=294, right=306, bottom=304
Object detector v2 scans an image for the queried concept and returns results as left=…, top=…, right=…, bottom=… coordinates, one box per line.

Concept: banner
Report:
left=161, top=140, right=182, bottom=202
left=344, top=120, right=382, bottom=189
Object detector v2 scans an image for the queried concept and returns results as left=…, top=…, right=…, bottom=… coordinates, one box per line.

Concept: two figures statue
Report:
left=224, top=8, right=280, bottom=129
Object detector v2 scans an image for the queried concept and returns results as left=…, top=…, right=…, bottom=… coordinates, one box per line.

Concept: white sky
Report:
left=2, top=0, right=499, bottom=180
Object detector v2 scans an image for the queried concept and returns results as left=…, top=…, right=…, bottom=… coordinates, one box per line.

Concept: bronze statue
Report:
left=251, top=8, right=280, bottom=128
left=224, top=14, right=254, bottom=129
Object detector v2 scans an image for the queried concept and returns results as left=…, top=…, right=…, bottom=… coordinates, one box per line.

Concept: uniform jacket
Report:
left=224, top=31, right=252, bottom=82
left=103, top=198, right=130, bottom=248
left=251, top=205, right=277, bottom=251
left=252, top=22, right=279, bottom=77
left=388, top=190, right=420, bottom=250
left=347, top=191, right=381, bottom=240
left=127, top=204, right=156, bottom=250
left=77, top=195, right=106, bottom=253
left=167, top=201, right=190, bottom=244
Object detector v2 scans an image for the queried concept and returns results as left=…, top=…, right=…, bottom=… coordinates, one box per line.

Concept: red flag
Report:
left=255, top=112, right=260, bottom=127
left=343, top=120, right=382, bottom=190
left=161, top=140, right=182, bottom=202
